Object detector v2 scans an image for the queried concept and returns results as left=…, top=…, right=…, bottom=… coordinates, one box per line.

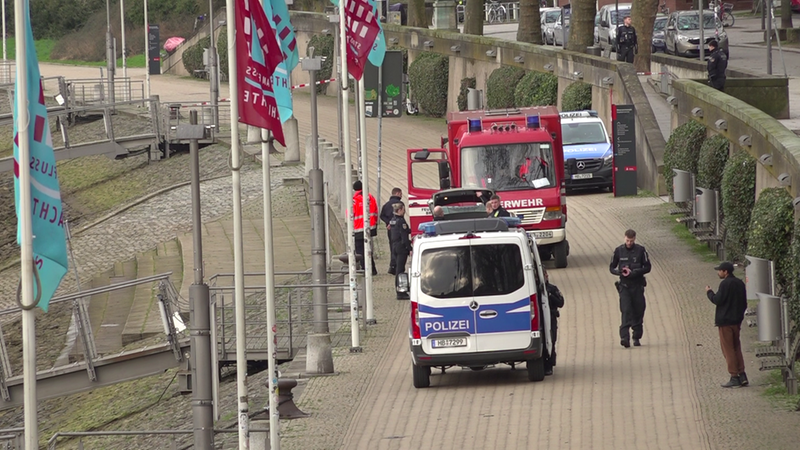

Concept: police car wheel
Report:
left=527, top=358, right=545, bottom=382
left=412, top=363, right=431, bottom=388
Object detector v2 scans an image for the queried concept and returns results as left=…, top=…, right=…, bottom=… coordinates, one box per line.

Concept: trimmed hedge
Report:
left=721, top=149, right=756, bottom=262
left=457, top=77, right=476, bottom=111
left=746, top=188, right=794, bottom=292
left=663, top=121, right=706, bottom=199
left=788, top=219, right=800, bottom=331
left=182, top=36, right=211, bottom=77
left=307, top=34, right=335, bottom=94
left=217, top=27, right=228, bottom=78
left=408, top=52, right=449, bottom=117
left=696, top=135, right=729, bottom=192
left=486, top=66, right=526, bottom=109
left=515, top=71, right=558, bottom=107
left=561, top=82, right=592, bottom=112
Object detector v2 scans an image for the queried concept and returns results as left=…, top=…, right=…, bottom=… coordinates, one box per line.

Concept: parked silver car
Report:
left=541, top=8, right=561, bottom=45
left=597, top=3, right=632, bottom=53
left=665, top=10, right=729, bottom=58
left=554, top=11, right=570, bottom=47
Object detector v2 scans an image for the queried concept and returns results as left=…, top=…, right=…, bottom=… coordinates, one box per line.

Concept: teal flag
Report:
left=330, top=0, right=386, bottom=66
left=12, top=0, right=69, bottom=311
left=264, top=0, right=298, bottom=122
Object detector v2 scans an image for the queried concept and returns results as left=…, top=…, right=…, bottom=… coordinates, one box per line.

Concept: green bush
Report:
left=721, top=149, right=756, bottom=262
left=217, top=27, right=228, bottom=79
left=746, top=188, right=794, bottom=292
left=787, top=219, right=800, bottom=331
left=561, top=82, right=592, bottom=112
left=457, top=77, right=476, bottom=111
left=307, top=34, right=335, bottom=94
left=486, top=66, right=526, bottom=109
left=696, top=134, right=729, bottom=192
left=514, top=71, right=558, bottom=107
left=663, top=121, right=706, bottom=199
left=408, top=52, right=449, bottom=117
left=182, top=36, right=211, bottom=77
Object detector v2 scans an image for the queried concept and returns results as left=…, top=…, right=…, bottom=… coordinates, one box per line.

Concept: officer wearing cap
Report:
left=705, top=261, right=748, bottom=388
left=609, top=229, right=651, bottom=348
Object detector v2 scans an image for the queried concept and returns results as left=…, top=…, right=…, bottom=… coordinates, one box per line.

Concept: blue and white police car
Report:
left=398, top=217, right=553, bottom=388
left=560, top=110, right=613, bottom=191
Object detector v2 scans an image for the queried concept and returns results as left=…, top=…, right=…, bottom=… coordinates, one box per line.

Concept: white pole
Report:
left=14, top=0, right=37, bottom=447
left=339, top=0, right=361, bottom=350
left=144, top=0, right=151, bottom=100
left=2, top=0, right=7, bottom=83
left=358, top=77, right=375, bottom=325
left=120, top=0, right=127, bottom=99
left=226, top=0, right=249, bottom=446
left=261, top=128, right=280, bottom=449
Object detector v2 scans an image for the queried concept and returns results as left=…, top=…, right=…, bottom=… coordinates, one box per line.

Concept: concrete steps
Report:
left=84, top=259, right=138, bottom=356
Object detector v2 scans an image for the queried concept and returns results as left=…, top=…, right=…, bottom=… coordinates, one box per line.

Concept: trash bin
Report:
left=745, top=255, right=773, bottom=300
left=673, top=169, right=693, bottom=203
left=756, top=292, right=782, bottom=342
left=694, top=187, right=716, bottom=224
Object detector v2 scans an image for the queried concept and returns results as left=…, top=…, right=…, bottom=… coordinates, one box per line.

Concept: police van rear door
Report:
left=470, top=236, right=533, bottom=352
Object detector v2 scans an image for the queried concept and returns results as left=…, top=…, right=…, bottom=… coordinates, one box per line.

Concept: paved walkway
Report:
left=10, top=64, right=800, bottom=449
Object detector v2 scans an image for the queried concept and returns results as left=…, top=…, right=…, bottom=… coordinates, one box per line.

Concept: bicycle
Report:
left=403, top=75, right=418, bottom=116
left=712, top=0, right=735, bottom=28
left=659, top=1, right=669, bottom=15
left=487, top=0, right=507, bottom=24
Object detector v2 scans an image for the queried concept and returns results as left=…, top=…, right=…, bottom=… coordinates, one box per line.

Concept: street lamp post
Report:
left=144, top=0, right=151, bottom=100
left=120, top=0, right=128, bottom=99
left=106, top=0, right=115, bottom=106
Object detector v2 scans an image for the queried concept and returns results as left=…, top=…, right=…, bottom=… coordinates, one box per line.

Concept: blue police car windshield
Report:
left=460, top=142, right=556, bottom=191
left=420, top=245, right=524, bottom=298
left=562, top=122, right=607, bottom=146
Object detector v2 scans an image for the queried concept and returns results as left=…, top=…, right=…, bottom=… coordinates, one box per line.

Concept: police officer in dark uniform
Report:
left=609, top=228, right=651, bottom=348
left=707, top=39, right=728, bottom=91
left=380, top=187, right=403, bottom=275
left=390, top=201, right=412, bottom=299
left=487, top=194, right=511, bottom=218
left=543, top=269, right=564, bottom=376
left=615, top=15, right=638, bottom=63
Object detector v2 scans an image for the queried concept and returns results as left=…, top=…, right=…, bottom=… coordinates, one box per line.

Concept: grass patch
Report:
left=761, top=369, right=800, bottom=410
left=661, top=204, right=719, bottom=262
left=4, top=38, right=148, bottom=67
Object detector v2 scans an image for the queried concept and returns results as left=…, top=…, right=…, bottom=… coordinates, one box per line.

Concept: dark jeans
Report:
left=387, top=230, right=396, bottom=272
left=354, top=232, right=376, bottom=274
left=709, top=77, right=726, bottom=91
left=617, top=46, right=634, bottom=63
left=545, top=314, right=559, bottom=368
left=719, top=324, right=745, bottom=376
left=619, top=284, right=646, bottom=340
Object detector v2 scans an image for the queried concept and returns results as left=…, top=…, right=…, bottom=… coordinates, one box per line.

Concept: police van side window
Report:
left=419, top=244, right=524, bottom=298
left=471, top=244, right=524, bottom=297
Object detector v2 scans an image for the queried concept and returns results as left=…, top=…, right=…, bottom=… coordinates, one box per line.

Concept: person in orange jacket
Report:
left=353, top=180, right=378, bottom=275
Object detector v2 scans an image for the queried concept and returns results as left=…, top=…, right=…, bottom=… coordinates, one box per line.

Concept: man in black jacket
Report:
left=707, top=39, right=728, bottom=91
left=543, top=269, right=564, bottom=376
left=380, top=187, right=403, bottom=275
left=615, top=15, right=638, bottom=63
left=610, top=229, right=651, bottom=348
left=705, top=261, right=748, bottom=388
left=390, top=202, right=412, bottom=299
left=487, top=194, right=511, bottom=218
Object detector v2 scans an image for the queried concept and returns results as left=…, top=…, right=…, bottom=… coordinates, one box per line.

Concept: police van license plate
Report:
left=431, top=338, right=467, bottom=348
left=572, top=173, right=593, bottom=180
left=532, top=231, right=553, bottom=239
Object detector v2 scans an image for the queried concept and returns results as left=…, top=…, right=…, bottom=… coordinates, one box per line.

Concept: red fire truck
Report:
left=407, top=106, right=570, bottom=267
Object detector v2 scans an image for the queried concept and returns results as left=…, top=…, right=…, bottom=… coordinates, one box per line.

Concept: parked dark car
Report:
left=652, top=15, right=668, bottom=53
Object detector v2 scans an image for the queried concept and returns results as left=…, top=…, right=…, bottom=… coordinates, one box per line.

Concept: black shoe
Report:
left=739, top=372, right=749, bottom=386
left=633, top=339, right=641, bottom=347
left=388, top=269, right=396, bottom=275
left=620, top=339, right=630, bottom=348
left=721, top=376, right=742, bottom=388
left=544, top=368, right=553, bottom=376
left=372, top=269, right=378, bottom=276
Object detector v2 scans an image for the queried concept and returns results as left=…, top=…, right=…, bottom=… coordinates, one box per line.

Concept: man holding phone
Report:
left=610, top=229, right=651, bottom=348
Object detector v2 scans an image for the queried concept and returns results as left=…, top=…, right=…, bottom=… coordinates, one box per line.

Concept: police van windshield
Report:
left=460, top=143, right=556, bottom=191
left=562, top=122, right=608, bottom=146
left=420, top=244, right=525, bottom=299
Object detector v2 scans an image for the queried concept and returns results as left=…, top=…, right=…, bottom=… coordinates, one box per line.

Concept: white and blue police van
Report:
left=560, top=110, right=613, bottom=191
left=397, top=217, right=553, bottom=388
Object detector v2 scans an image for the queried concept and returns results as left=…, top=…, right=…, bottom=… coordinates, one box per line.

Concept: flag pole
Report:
left=358, top=77, right=375, bottom=325
left=225, top=0, right=250, bottom=447
left=14, top=0, right=38, bottom=447
left=340, top=0, right=361, bottom=351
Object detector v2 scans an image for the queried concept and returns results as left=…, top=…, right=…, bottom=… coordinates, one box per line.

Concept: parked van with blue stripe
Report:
left=401, top=217, right=553, bottom=388
left=560, top=110, right=613, bottom=191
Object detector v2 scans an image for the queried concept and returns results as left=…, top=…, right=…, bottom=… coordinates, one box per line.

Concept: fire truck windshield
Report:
left=461, top=143, right=555, bottom=191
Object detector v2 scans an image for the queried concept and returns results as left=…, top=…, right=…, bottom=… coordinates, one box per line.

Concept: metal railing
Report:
left=161, top=100, right=231, bottom=144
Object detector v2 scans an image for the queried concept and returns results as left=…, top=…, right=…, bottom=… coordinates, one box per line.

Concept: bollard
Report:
left=672, top=169, right=693, bottom=203
left=276, top=379, right=310, bottom=419
left=756, top=293, right=782, bottom=342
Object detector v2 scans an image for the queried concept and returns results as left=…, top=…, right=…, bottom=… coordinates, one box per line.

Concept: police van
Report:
left=560, top=110, right=613, bottom=191
left=397, top=217, right=553, bottom=388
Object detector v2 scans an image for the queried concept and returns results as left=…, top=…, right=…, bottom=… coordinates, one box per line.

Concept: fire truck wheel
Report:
left=554, top=241, right=568, bottom=268
left=539, top=250, right=552, bottom=261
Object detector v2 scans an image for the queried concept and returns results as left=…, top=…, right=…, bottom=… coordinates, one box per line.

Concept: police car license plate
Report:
left=532, top=231, right=553, bottom=239
left=572, top=173, right=593, bottom=180
left=431, top=338, right=467, bottom=348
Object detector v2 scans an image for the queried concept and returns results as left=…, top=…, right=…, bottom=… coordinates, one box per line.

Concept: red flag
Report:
left=235, top=0, right=285, bottom=145
left=344, top=0, right=381, bottom=80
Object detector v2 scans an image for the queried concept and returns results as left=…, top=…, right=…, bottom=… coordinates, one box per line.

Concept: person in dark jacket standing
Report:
left=705, top=261, right=748, bottom=388
left=390, top=201, right=412, bottom=299
left=543, top=269, right=564, bottom=376
left=615, top=15, right=638, bottom=63
left=487, top=194, right=511, bottom=218
left=380, top=187, right=403, bottom=275
left=610, top=229, right=651, bottom=348
left=707, top=39, right=728, bottom=91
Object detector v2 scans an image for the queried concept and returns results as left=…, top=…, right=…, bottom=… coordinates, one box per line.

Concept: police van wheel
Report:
left=527, top=358, right=545, bottom=382
left=554, top=241, right=568, bottom=268
left=412, top=363, right=431, bottom=388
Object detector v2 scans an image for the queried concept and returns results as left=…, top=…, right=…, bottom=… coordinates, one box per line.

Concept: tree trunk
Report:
left=517, top=0, right=543, bottom=44
left=632, top=0, right=659, bottom=72
left=409, top=0, right=427, bottom=28
left=782, top=0, right=793, bottom=29
left=565, top=0, right=596, bottom=53
left=464, top=0, right=484, bottom=36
